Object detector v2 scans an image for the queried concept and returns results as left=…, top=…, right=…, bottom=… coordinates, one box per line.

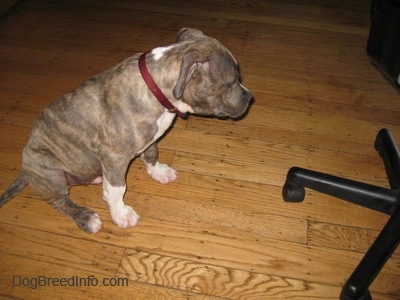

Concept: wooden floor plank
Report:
left=0, top=252, right=217, bottom=300
left=0, top=223, right=125, bottom=275
left=118, top=248, right=342, bottom=299
left=308, top=221, right=370, bottom=253
left=0, top=195, right=398, bottom=295
left=0, top=124, right=30, bottom=144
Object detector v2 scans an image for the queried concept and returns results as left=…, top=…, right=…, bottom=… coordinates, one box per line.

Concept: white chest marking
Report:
left=151, top=45, right=175, bottom=61
left=154, top=110, right=175, bottom=141
left=137, top=110, right=175, bottom=155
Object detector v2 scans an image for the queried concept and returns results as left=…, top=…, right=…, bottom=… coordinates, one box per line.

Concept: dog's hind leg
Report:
left=141, top=143, right=177, bottom=184
left=25, top=169, right=102, bottom=233
left=49, top=195, right=102, bottom=233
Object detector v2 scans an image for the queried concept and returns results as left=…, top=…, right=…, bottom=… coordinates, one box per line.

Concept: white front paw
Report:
left=147, top=162, right=178, bottom=184
left=110, top=205, right=140, bottom=229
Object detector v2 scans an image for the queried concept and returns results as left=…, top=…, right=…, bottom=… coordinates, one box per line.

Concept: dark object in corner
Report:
left=0, top=0, right=19, bottom=17
left=367, top=0, right=400, bottom=87
left=283, top=129, right=400, bottom=300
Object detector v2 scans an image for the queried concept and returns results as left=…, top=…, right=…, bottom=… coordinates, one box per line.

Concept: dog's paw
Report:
left=110, top=205, right=140, bottom=229
left=87, top=213, right=103, bottom=233
left=77, top=210, right=103, bottom=234
left=147, top=162, right=178, bottom=184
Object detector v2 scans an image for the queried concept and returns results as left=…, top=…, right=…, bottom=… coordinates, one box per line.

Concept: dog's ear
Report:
left=176, top=28, right=205, bottom=42
left=173, top=51, right=209, bottom=99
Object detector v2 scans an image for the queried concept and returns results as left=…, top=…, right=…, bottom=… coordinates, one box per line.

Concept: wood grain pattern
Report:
left=0, top=0, right=399, bottom=299
left=1, top=251, right=216, bottom=300
left=118, top=249, right=342, bottom=299
left=307, top=221, right=370, bottom=252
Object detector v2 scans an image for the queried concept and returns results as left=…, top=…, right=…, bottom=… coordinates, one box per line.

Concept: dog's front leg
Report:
left=101, top=157, right=140, bottom=229
left=141, top=143, right=178, bottom=184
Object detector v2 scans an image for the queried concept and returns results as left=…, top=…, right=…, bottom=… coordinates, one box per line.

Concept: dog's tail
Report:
left=0, top=174, right=28, bottom=208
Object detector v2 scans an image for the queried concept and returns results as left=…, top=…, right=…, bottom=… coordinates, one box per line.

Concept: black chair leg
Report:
left=340, top=207, right=400, bottom=300
left=375, top=128, right=400, bottom=191
left=282, top=128, right=400, bottom=299
left=283, top=167, right=397, bottom=214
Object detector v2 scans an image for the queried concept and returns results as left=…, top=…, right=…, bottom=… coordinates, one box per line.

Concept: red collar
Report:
left=138, top=52, right=187, bottom=118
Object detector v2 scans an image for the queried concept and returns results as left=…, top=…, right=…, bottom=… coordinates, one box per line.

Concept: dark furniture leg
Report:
left=282, top=129, right=400, bottom=300
left=367, top=0, right=400, bottom=87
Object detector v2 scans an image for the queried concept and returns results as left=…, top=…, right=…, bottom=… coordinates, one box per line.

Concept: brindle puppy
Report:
left=0, top=28, right=252, bottom=233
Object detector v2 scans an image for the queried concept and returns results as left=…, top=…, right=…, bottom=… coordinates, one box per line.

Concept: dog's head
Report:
left=172, top=28, right=252, bottom=119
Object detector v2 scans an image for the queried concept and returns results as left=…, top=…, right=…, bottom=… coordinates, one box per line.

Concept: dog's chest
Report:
left=137, top=110, right=175, bottom=155
left=154, top=110, right=175, bottom=141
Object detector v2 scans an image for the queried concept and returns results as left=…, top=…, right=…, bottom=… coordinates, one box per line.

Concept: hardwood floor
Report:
left=0, top=0, right=399, bottom=299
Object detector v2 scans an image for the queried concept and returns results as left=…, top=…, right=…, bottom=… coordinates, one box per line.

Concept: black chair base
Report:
left=282, top=128, right=400, bottom=300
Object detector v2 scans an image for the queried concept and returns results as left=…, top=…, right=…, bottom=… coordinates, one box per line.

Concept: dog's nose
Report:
left=244, top=90, right=253, bottom=103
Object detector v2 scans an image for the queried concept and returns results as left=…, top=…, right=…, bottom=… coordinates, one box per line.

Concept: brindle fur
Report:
left=0, top=28, right=252, bottom=233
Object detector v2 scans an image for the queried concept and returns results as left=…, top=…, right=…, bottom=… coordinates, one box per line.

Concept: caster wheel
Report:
left=282, top=183, right=305, bottom=202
